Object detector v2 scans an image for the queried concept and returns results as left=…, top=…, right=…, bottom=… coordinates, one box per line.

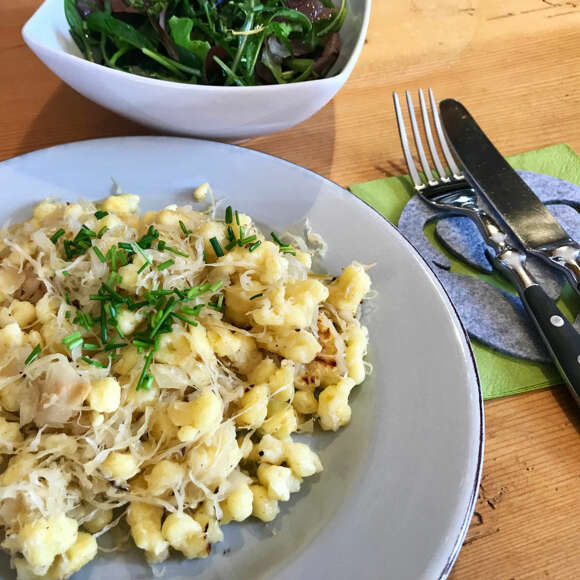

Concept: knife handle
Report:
left=522, top=284, right=580, bottom=405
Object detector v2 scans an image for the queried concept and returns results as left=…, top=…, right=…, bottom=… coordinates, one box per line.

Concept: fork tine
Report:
left=406, top=90, right=437, bottom=186
left=393, top=92, right=424, bottom=189
left=418, top=89, right=449, bottom=182
left=428, top=88, right=463, bottom=179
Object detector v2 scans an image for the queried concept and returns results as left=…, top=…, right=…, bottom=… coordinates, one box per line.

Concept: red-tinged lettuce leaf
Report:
left=313, top=31, right=340, bottom=74
left=204, top=45, right=229, bottom=84
left=284, top=0, right=334, bottom=22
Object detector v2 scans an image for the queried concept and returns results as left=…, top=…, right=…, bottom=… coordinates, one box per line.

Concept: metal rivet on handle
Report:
left=550, top=315, right=565, bottom=327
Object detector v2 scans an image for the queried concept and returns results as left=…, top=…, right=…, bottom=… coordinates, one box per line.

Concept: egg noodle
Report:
left=0, top=192, right=371, bottom=579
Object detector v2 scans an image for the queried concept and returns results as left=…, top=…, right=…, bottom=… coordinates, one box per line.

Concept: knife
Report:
left=439, top=98, right=580, bottom=296
left=439, top=98, right=580, bottom=405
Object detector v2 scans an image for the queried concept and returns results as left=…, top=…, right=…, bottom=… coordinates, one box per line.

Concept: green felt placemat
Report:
left=350, top=144, right=580, bottom=399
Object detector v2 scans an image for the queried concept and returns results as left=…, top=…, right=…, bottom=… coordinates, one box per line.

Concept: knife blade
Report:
left=439, top=98, right=580, bottom=294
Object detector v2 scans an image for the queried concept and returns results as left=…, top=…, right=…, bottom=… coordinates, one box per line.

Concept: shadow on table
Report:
left=246, top=99, right=336, bottom=181
left=551, top=386, right=580, bottom=435
left=17, top=83, right=155, bottom=157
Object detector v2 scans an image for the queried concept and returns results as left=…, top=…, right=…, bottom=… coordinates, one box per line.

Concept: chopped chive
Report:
left=83, top=343, right=100, bottom=351
left=101, top=283, right=125, bottom=303
left=250, top=293, right=263, bottom=300
left=100, top=302, right=108, bottom=344
left=180, top=305, right=201, bottom=316
left=203, top=249, right=207, bottom=263
left=225, top=206, right=233, bottom=224
left=94, top=210, right=109, bottom=220
left=217, top=295, right=224, bottom=308
left=249, top=240, right=262, bottom=252
left=63, top=331, right=82, bottom=346
left=81, top=225, right=97, bottom=238
left=117, top=249, right=128, bottom=266
left=209, top=237, right=224, bottom=258
left=235, top=210, right=240, bottom=225
left=63, top=240, right=73, bottom=260
left=164, top=246, right=188, bottom=258
left=238, top=226, right=245, bottom=243
left=106, top=302, right=117, bottom=321
left=281, top=248, right=297, bottom=256
left=136, top=351, right=155, bottom=390
left=225, top=240, right=236, bottom=251
left=133, top=339, right=152, bottom=349
left=105, top=342, right=126, bottom=352
left=179, top=220, right=191, bottom=236
left=133, top=242, right=151, bottom=265
left=150, top=297, right=176, bottom=338
left=227, top=226, right=235, bottom=241
left=173, top=288, right=186, bottom=299
left=172, top=312, right=199, bottom=326
left=110, top=249, right=117, bottom=272
left=50, top=229, right=66, bottom=244
left=97, top=226, right=109, bottom=238
left=64, top=293, right=70, bottom=305
left=65, top=310, right=71, bottom=319
left=157, top=259, right=175, bottom=271
left=89, top=294, right=109, bottom=301
left=271, top=232, right=284, bottom=246
left=240, top=235, right=257, bottom=245
left=81, top=356, right=107, bottom=368
left=137, top=263, right=149, bottom=274
left=157, top=240, right=166, bottom=251
left=141, top=374, right=154, bottom=391
left=118, top=242, right=134, bottom=251
left=25, top=344, right=41, bottom=365
left=62, top=270, right=70, bottom=277
left=66, top=338, right=83, bottom=351
left=209, top=281, right=224, bottom=292
left=93, top=246, right=107, bottom=263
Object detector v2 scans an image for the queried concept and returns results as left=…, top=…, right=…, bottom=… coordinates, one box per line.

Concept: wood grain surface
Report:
left=2, top=1, right=580, bottom=578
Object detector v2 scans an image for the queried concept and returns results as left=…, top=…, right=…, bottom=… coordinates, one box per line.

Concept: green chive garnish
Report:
left=164, top=246, right=188, bottom=258
left=250, top=293, right=263, bottom=300
left=118, top=242, right=134, bottom=251
left=62, top=270, right=70, bottom=277
left=235, top=210, right=240, bottom=226
left=83, top=343, right=100, bottom=351
left=249, top=241, right=262, bottom=252
left=271, top=232, right=284, bottom=246
left=105, top=342, right=126, bottom=352
left=81, top=356, right=107, bottom=368
left=97, top=226, right=109, bottom=238
left=94, top=210, right=109, bottom=220
left=240, top=235, right=257, bottom=246
left=225, top=206, right=233, bottom=224
left=25, top=344, right=41, bottom=365
left=157, top=259, right=174, bottom=271
left=209, top=281, right=224, bottom=292
left=93, top=246, right=107, bottom=263
left=225, top=240, right=236, bottom=251
left=172, top=312, right=199, bottom=326
left=179, top=220, right=191, bottom=236
left=210, top=237, right=224, bottom=258
left=50, top=229, right=66, bottom=244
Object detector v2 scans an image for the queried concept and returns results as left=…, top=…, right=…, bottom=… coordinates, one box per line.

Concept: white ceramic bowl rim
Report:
left=22, top=0, right=372, bottom=93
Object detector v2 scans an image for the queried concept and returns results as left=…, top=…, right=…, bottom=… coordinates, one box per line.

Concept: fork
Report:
left=393, top=88, right=580, bottom=403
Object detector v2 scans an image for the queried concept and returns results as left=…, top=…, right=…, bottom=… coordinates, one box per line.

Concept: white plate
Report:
left=0, top=137, right=483, bottom=580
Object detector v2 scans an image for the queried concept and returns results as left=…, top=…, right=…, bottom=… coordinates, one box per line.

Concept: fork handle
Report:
left=521, top=284, right=580, bottom=405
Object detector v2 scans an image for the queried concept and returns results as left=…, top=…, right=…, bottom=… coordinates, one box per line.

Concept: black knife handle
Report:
left=522, top=284, right=580, bottom=405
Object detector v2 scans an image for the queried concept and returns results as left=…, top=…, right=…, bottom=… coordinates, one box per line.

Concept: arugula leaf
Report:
left=268, top=8, right=312, bottom=33
left=85, top=11, right=156, bottom=50
left=64, top=0, right=83, bottom=36
left=168, top=16, right=211, bottom=61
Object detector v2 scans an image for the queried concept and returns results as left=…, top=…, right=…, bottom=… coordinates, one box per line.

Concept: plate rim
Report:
left=0, top=135, right=484, bottom=579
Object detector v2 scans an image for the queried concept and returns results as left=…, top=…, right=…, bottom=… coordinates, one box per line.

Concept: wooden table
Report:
left=2, top=1, right=580, bottom=578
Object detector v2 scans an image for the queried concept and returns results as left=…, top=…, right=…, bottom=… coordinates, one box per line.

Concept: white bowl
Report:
left=22, top=0, right=371, bottom=140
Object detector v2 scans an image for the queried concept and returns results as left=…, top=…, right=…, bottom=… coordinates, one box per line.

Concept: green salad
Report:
left=65, top=0, right=347, bottom=86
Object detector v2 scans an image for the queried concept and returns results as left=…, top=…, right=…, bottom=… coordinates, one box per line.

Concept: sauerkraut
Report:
left=0, top=192, right=372, bottom=579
